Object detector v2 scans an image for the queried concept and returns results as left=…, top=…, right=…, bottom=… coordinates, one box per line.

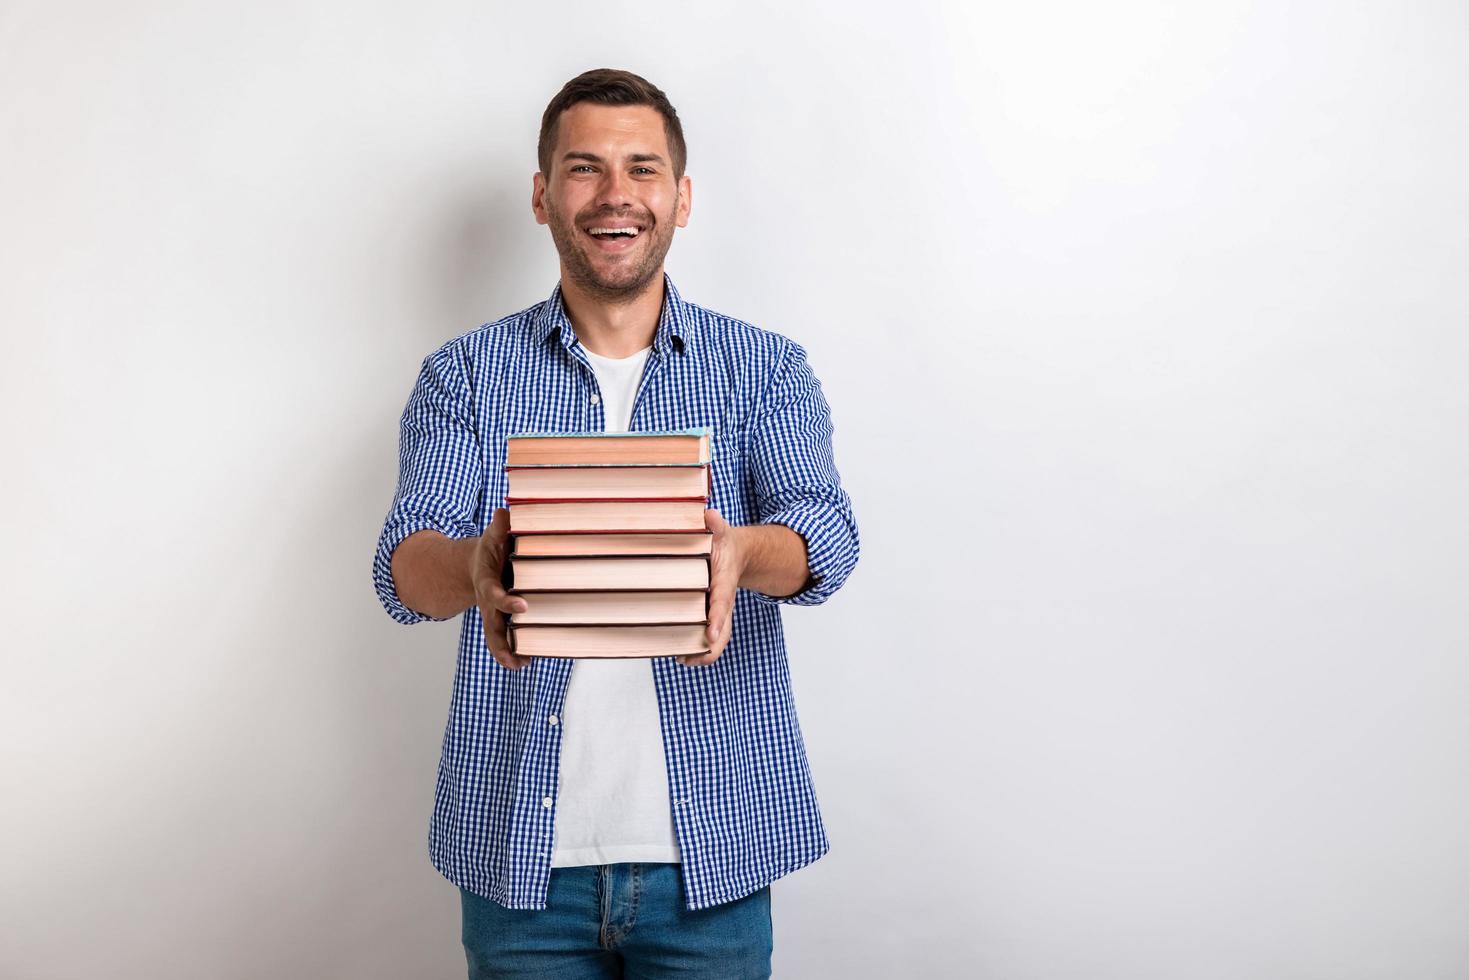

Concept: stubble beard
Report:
left=546, top=196, right=677, bottom=304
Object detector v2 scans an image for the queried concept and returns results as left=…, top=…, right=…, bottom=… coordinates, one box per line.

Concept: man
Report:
left=372, top=68, right=860, bottom=979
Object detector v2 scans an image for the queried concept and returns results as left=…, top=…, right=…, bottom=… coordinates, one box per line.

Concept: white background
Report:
left=3, top=1, right=1467, bottom=977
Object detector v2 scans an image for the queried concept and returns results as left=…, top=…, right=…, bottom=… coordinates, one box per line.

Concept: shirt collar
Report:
left=532, top=272, right=690, bottom=356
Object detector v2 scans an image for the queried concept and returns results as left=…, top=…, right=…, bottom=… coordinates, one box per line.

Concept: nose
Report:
left=594, top=167, right=634, bottom=211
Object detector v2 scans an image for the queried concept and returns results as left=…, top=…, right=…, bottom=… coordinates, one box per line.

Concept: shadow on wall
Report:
left=425, top=173, right=554, bottom=346
left=254, top=172, right=556, bottom=977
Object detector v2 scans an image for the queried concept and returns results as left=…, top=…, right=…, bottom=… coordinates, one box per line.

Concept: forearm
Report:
left=735, top=523, right=812, bottom=599
left=391, top=530, right=479, bottom=620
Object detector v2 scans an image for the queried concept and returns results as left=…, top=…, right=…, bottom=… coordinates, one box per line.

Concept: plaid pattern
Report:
left=372, top=273, right=860, bottom=911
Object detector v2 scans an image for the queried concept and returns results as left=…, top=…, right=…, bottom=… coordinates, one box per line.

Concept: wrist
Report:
left=464, top=534, right=485, bottom=600
left=727, top=524, right=753, bottom=584
left=738, top=522, right=810, bottom=598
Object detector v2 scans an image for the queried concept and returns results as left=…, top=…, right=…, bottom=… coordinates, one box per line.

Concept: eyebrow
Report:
left=562, top=151, right=667, bottom=166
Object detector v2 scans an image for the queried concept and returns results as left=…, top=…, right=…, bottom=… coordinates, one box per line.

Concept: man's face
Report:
left=532, top=102, right=692, bottom=301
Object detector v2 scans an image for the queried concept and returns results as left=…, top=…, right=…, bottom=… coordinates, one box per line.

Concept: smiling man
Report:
left=372, top=68, right=860, bottom=979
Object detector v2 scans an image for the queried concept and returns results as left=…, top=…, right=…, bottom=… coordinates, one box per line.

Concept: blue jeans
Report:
left=460, top=863, right=772, bottom=979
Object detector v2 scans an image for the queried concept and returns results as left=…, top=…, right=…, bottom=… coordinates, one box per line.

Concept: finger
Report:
left=483, top=603, right=531, bottom=670
left=480, top=507, right=511, bottom=550
left=710, top=610, right=732, bottom=657
left=475, top=510, right=523, bottom=608
left=705, top=589, right=732, bottom=641
left=682, top=509, right=733, bottom=667
left=682, top=609, right=730, bottom=668
left=490, top=506, right=511, bottom=536
left=679, top=651, right=715, bottom=666
left=477, top=574, right=525, bottom=613
left=680, top=647, right=721, bottom=667
left=495, top=592, right=528, bottom=617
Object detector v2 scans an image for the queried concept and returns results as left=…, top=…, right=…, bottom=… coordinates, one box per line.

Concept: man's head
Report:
left=531, top=69, right=692, bottom=303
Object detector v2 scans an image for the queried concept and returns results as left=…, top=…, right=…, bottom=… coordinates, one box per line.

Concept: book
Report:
left=510, top=555, right=710, bottom=591
left=508, top=499, right=707, bottom=534
left=506, top=462, right=711, bottom=501
left=503, top=427, right=716, bottom=658
left=506, top=427, right=712, bottom=467
left=512, top=531, right=714, bottom=557
left=508, top=623, right=710, bottom=659
left=511, top=590, right=708, bottom=625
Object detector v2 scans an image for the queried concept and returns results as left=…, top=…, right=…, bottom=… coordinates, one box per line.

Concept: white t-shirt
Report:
left=549, top=342, right=682, bottom=867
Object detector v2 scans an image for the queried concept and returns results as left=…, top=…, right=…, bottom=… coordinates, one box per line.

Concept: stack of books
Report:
left=505, top=427, right=714, bottom=659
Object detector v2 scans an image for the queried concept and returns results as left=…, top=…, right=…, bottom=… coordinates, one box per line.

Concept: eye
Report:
left=634, top=167, right=655, bottom=175
left=571, top=165, right=595, bottom=173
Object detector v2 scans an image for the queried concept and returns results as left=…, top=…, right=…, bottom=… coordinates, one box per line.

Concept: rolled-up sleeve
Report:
left=746, top=338, right=860, bottom=607
left=372, top=344, right=485, bottom=625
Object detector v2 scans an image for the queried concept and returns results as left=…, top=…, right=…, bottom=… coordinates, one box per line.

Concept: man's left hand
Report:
left=679, top=508, right=744, bottom=667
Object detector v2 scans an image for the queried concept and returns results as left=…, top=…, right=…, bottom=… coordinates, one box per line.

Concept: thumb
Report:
left=489, top=507, right=510, bottom=535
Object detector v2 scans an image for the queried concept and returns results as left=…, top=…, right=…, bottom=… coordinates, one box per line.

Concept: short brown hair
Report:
left=538, top=68, right=687, bottom=180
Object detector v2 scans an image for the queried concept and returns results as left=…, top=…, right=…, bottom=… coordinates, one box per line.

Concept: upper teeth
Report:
left=589, top=226, right=640, bottom=236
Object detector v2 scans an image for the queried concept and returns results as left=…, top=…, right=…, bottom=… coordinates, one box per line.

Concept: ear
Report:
left=531, top=172, right=549, bottom=226
left=675, top=174, right=692, bottom=228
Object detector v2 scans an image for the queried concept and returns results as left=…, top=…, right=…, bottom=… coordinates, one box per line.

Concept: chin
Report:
left=588, top=258, right=647, bottom=283
left=598, top=275, right=651, bottom=293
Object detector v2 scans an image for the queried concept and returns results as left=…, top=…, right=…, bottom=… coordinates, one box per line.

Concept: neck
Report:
left=559, top=267, right=665, bottom=358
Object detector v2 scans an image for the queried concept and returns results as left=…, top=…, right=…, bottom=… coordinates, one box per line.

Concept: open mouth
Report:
left=584, top=224, right=644, bottom=252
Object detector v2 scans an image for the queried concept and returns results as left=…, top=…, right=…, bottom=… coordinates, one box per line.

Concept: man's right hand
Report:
left=471, top=507, right=531, bottom=670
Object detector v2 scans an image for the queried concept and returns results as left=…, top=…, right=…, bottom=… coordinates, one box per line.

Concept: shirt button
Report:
left=542, top=796, right=554, bottom=808
left=548, top=713, right=559, bottom=726
left=590, top=393, right=601, bottom=405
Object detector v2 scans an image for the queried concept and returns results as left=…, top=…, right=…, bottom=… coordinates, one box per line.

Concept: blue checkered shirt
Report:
left=372, top=273, right=860, bottom=911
